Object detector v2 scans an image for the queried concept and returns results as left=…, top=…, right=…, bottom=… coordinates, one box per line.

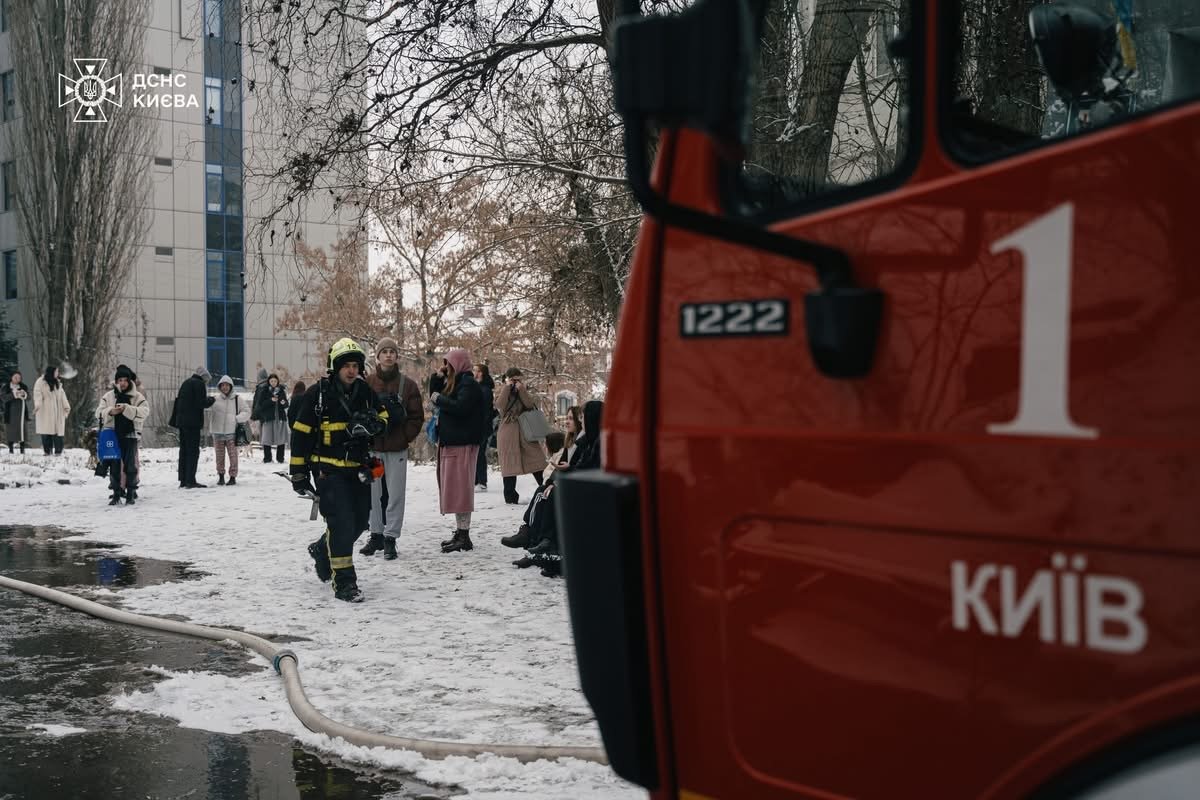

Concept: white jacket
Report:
left=97, top=387, right=149, bottom=438
left=34, top=376, right=72, bottom=436
left=206, top=378, right=251, bottom=436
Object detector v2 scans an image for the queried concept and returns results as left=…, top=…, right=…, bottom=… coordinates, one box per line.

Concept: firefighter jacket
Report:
left=289, top=376, right=389, bottom=478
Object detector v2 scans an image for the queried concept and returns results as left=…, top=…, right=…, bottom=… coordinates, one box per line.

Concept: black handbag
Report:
left=234, top=396, right=250, bottom=445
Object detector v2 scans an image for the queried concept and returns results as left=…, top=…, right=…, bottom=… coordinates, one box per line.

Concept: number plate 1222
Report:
left=679, top=299, right=789, bottom=338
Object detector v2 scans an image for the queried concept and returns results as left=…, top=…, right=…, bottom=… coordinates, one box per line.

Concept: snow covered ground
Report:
left=0, top=448, right=643, bottom=800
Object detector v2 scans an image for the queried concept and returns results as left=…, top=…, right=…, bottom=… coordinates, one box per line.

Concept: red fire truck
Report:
left=558, top=1, right=1200, bottom=798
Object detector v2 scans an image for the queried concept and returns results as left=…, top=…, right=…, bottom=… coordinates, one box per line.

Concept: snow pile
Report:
left=1, top=448, right=642, bottom=799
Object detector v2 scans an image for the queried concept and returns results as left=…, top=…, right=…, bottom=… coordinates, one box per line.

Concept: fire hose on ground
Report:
left=0, top=574, right=608, bottom=765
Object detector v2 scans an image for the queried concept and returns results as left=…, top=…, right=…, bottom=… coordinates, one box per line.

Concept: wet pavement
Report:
left=0, top=526, right=456, bottom=799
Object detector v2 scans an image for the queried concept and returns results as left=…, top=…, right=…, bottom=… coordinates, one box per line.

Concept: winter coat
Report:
left=477, top=375, right=497, bottom=440
left=570, top=401, right=604, bottom=471
left=495, top=382, right=546, bottom=477
left=98, top=385, right=150, bottom=439
left=432, top=371, right=485, bottom=447
left=1, top=380, right=32, bottom=443
left=250, top=369, right=269, bottom=421
left=287, top=393, right=304, bottom=429
left=254, top=383, right=288, bottom=423
left=366, top=366, right=424, bottom=451
left=175, top=374, right=214, bottom=428
left=34, top=375, right=71, bottom=437
left=206, top=379, right=251, bottom=437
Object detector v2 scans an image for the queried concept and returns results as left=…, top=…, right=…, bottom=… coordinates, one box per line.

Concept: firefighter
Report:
left=289, top=337, right=389, bottom=602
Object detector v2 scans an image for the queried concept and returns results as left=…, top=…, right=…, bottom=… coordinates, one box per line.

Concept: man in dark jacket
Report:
left=290, top=337, right=390, bottom=602
left=471, top=363, right=496, bottom=491
left=175, top=366, right=215, bottom=488
left=359, top=337, right=424, bottom=560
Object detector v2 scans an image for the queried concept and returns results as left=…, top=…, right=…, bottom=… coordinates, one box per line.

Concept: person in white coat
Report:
left=98, top=365, right=149, bottom=505
left=206, top=375, right=251, bottom=486
left=34, top=366, right=71, bottom=455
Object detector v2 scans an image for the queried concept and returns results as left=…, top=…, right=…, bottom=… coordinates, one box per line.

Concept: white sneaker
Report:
left=475, top=483, right=487, bottom=492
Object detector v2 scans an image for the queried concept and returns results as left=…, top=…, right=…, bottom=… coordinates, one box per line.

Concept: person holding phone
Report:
left=495, top=367, right=546, bottom=504
left=97, top=364, right=149, bottom=505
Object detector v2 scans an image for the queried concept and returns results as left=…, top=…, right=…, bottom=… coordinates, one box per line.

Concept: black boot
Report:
left=359, top=533, right=385, bottom=556
left=126, top=487, right=137, bottom=506
left=108, top=489, right=122, bottom=505
left=276, top=445, right=285, bottom=463
left=227, top=476, right=236, bottom=486
left=334, top=582, right=364, bottom=602
left=528, top=537, right=558, bottom=556
left=264, top=448, right=272, bottom=463
left=307, top=539, right=332, bottom=582
left=501, top=524, right=532, bottom=549
left=383, top=536, right=398, bottom=560
left=503, top=489, right=520, bottom=504
left=441, top=530, right=474, bottom=553
left=217, top=474, right=225, bottom=486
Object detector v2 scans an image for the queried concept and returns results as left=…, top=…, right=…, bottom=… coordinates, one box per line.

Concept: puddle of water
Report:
left=0, top=526, right=455, bottom=800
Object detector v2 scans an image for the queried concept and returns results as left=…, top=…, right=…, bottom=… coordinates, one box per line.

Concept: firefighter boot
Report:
left=333, top=567, right=363, bottom=603
left=359, top=533, right=385, bottom=556
left=307, top=538, right=332, bottom=582
left=441, top=530, right=474, bottom=553
left=383, top=536, right=398, bottom=560
left=500, top=524, right=532, bottom=549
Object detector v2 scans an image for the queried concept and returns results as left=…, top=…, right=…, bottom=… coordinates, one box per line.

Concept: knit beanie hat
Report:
left=115, top=364, right=135, bottom=383
left=376, top=337, right=399, bottom=354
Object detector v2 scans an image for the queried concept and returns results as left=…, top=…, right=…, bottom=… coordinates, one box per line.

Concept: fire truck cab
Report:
left=558, top=0, right=1200, bottom=798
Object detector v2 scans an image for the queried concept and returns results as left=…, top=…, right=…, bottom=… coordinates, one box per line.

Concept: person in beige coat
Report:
left=495, top=367, right=545, bottom=504
left=34, top=366, right=71, bottom=455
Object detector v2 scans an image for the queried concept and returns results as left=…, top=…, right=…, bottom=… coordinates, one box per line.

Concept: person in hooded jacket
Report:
left=431, top=348, right=487, bottom=553
left=34, top=366, right=71, bottom=455
left=287, top=381, right=306, bottom=429
left=206, top=375, right=251, bottom=485
left=175, top=366, right=216, bottom=488
left=1, top=371, right=32, bottom=454
left=98, top=365, right=150, bottom=505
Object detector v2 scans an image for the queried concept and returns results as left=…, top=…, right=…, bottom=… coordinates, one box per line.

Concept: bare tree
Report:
left=7, top=0, right=154, bottom=442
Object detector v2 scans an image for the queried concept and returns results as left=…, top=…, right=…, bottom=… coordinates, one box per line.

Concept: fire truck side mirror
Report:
left=610, top=0, right=884, bottom=379
left=1029, top=5, right=1118, bottom=103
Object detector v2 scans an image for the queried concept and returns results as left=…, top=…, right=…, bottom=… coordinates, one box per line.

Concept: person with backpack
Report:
left=206, top=375, right=251, bottom=486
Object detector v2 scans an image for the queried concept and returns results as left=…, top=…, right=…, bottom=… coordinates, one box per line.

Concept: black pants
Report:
left=315, top=471, right=371, bottom=591
left=178, top=426, right=201, bottom=485
left=474, top=432, right=489, bottom=486
left=7, top=441, right=24, bottom=453
left=41, top=434, right=64, bottom=455
left=263, top=444, right=285, bottom=462
left=503, top=471, right=544, bottom=495
left=109, top=438, right=139, bottom=496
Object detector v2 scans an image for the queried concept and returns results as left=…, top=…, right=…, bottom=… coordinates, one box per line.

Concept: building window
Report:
left=206, top=253, right=224, bottom=300
left=152, top=66, right=171, bottom=76
left=154, top=156, right=173, bottom=167
left=206, top=163, right=222, bottom=212
left=1, top=71, right=13, bottom=121
left=3, top=250, right=15, bottom=299
left=555, top=390, right=578, bottom=418
left=205, top=77, right=222, bottom=125
left=154, top=246, right=174, bottom=257
left=1, top=161, right=13, bottom=211
left=204, top=0, right=221, bottom=39
left=155, top=336, right=175, bottom=347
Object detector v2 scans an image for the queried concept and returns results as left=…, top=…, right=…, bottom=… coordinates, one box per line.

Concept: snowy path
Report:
left=0, top=448, right=643, bottom=799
